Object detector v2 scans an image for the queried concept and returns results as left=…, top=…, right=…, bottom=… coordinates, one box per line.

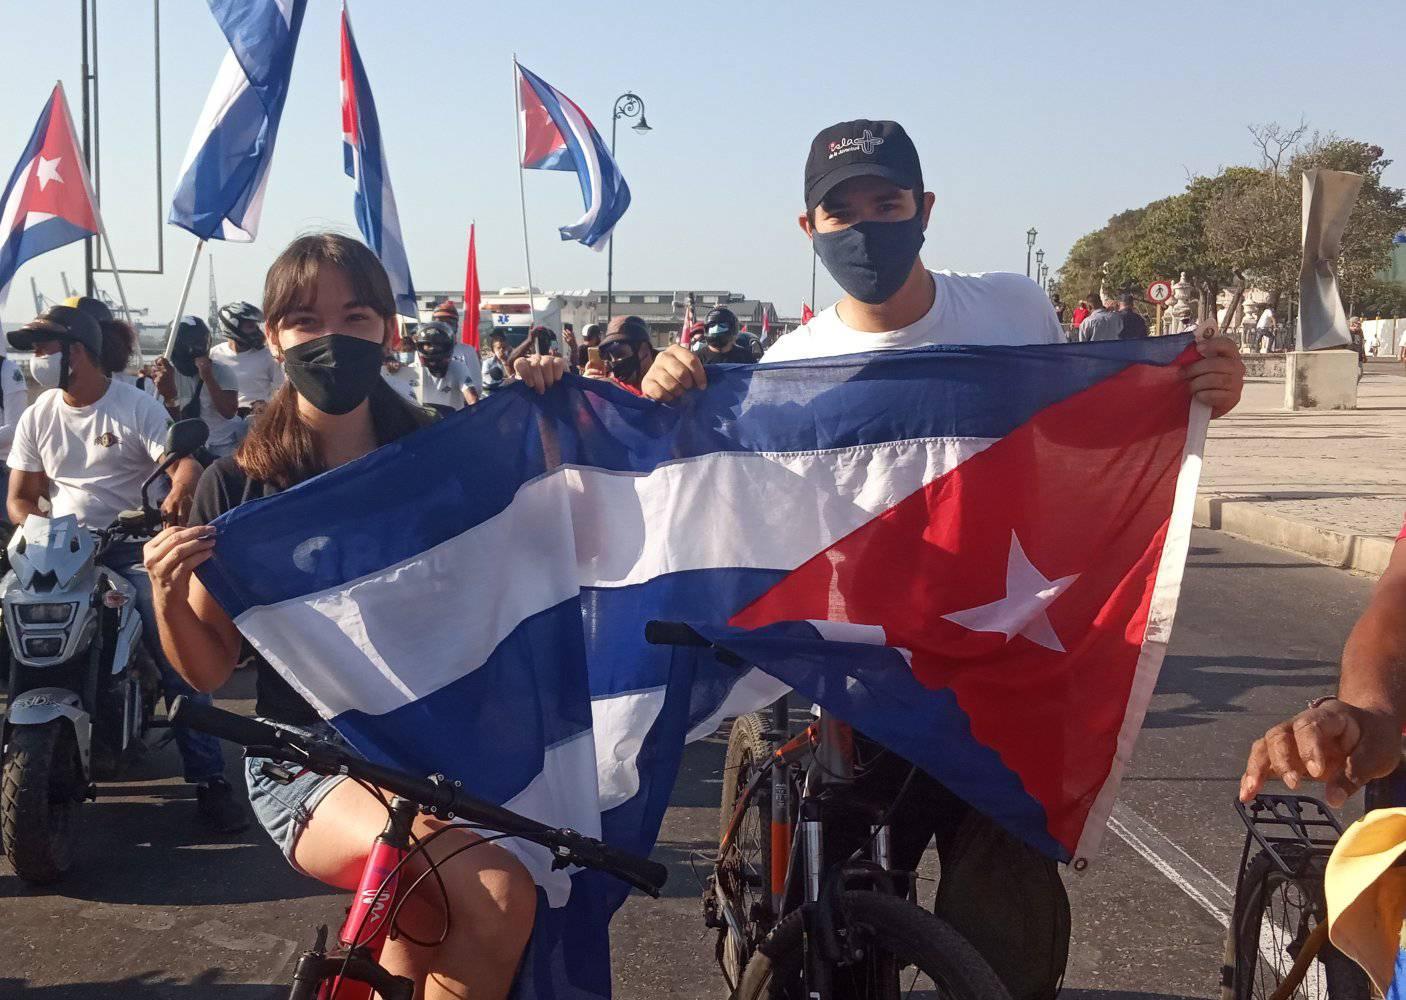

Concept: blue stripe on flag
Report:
left=200, top=337, right=1194, bottom=619
left=0, top=217, right=100, bottom=298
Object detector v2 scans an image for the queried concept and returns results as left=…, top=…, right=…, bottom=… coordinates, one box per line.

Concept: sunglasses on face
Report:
left=600, top=341, right=638, bottom=363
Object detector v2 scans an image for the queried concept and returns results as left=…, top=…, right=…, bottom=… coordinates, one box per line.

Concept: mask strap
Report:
left=58, top=343, right=71, bottom=392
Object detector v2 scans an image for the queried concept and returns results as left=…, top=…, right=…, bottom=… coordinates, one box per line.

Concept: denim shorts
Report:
left=244, top=720, right=347, bottom=874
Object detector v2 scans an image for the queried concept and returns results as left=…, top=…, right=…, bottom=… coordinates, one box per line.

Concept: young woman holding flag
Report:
left=143, top=233, right=537, bottom=999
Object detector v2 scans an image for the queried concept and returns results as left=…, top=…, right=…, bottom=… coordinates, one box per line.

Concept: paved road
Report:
left=0, top=530, right=1378, bottom=998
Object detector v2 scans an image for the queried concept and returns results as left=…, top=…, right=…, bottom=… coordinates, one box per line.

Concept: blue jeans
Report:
left=104, top=542, right=225, bottom=783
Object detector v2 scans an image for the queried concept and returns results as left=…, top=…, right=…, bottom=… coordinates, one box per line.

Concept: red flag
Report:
left=761, top=310, right=771, bottom=339
left=801, top=303, right=814, bottom=324
left=463, top=224, right=481, bottom=350
left=678, top=298, right=694, bottom=346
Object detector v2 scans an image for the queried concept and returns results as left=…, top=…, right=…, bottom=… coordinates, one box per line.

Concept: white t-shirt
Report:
left=171, top=358, right=241, bottom=455
left=7, top=380, right=170, bottom=530
left=452, top=345, right=483, bottom=391
left=113, top=371, right=159, bottom=398
left=413, top=357, right=473, bottom=411
left=0, top=357, right=30, bottom=462
left=1256, top=308, right=1276, bottom=331
left=381, top=360, right=420, bottom=405
left=210, top=341, right=284, bottom=408
left=762, top=270, right=1063, bottom=362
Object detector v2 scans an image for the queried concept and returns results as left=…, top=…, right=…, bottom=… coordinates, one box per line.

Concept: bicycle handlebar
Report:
left=169, top=698, right=668, bottom=897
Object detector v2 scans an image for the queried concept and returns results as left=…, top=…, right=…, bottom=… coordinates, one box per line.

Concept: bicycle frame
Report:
left=715, top=694, right=897, bottom=998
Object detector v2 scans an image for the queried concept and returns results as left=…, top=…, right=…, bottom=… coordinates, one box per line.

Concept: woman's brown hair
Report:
left=236, top=233, right=431, bottom=489
left=98, top=319, right=139, bottom=375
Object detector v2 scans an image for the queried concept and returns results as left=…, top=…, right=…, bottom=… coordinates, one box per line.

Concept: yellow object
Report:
left=1325, top=807, right=1406, bottom=993
left=63, top=295, right=82, bottom=307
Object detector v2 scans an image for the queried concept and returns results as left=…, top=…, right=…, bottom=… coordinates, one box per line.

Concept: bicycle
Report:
left=644, top=621, right=1010, bottom=1000
left=169, top=696, right=668, bottom=1000
left=1221, top=793, right=1373, bottom=1000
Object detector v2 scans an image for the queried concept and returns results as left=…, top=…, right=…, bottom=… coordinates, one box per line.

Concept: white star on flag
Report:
left=35, top=156, right=62, bottom=191
left=943, top=531, right=1078, bottom=652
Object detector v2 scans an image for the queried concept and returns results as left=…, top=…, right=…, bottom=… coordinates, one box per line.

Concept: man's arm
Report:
left=161, top=456, right=202, bottom=527
left=7, top=469, right=49, bottom=525
left=195, top=357, right=239, bottom=419
left=1242, top=542, right=1406, bottom=806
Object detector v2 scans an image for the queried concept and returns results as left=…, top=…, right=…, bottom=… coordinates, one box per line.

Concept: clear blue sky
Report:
left=1, top=0, right=1401, bottom=324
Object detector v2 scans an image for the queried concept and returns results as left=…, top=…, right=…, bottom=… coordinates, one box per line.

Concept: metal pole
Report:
left=1025, top=245, right=1032, bottom=279
left=164, top=241, right=205, bottom=357
left=511, top=57, right=537, bottom=331
left=80, top=0, right=94, bottom=295
left=810, top=245, right=817, bottom=312
left=97, top=224, right=137, bottom=363
left=92, top=0, right=102, bottom=267
left=606, top=110, right=618, bottom=324
left=151, top=0, right=164, bottom=274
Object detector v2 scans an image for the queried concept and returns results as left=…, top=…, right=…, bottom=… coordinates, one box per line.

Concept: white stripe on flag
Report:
left=237, top=438, right=997, bottom=720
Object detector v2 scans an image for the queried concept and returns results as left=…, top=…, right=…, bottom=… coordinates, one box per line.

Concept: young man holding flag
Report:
left=632, top=118, right=1247, bottom=1000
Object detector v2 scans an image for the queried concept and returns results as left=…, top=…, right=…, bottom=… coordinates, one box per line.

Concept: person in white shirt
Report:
left=432, top=298, right=482, bottom=403
left=522, top=117, right=1249, bottom=1000
left=4, top=304, right=245, bottom=832
left=211, top=301, right=284, bottom=418
left=1256, top=306, right=1277, bottom=353
left=409, top=322, right=476, bottom=416
left=151, top=316, right=241, bottom=458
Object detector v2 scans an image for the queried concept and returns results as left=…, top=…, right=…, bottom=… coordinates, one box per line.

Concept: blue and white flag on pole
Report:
left=340, top=2, right=416, bottom=318
left=516, top=62, right=631, bottom=249
left=196, top=338, right=1206, bottom=998
left=169, top=0, right=307, bottom=242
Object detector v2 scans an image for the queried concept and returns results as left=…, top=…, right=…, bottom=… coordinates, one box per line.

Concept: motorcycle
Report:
left=0, top=419, right=208, bottom=883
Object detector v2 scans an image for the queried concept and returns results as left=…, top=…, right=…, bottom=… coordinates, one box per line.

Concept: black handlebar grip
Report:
left=602, top=849, right=669, bottom=897
left=644, top=621, right=709, bottom=648
left=170, top=696, right=282, bottom=749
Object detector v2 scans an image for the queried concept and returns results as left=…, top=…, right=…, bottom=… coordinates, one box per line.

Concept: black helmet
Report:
left=704, top=307, right=738, bottom=342
left=9, top=305, right=104, bottom=357
left=65, top=295, right=114, bottom=326
left=169, top=316, right=211, bottom=377
left=413, top=321, right=456, bottom=359
left=218, top=301, right=265, bottom=348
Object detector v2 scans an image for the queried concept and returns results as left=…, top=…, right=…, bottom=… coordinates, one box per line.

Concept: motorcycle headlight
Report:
left=23, top=636, right=64, bottom=658
left=17, top=602, right=76, bottom=625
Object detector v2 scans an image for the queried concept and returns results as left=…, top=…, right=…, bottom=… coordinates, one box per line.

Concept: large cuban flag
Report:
left=0, top=84, right=100, bottom=311
left=340, top=2, right=416, bottom=319
left=516, top=62, right=631, bottom=249
left=169, top=0, right=307, bottom=242
left=197, top=336, right=1208, bottom=999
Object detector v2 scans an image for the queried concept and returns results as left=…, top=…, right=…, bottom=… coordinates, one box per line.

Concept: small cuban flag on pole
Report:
left=340, top=0, right=416, bottom=319
left=165, top=0, right=307, bottom=353
left=515, top=61, right=631, bottom=250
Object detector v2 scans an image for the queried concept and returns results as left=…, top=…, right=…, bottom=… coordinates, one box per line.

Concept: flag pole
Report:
left=95, top=222, right=137, bottom=363
left=511, top=56, right=539, bottom=342
left=163, top=239, right=204, bottom=357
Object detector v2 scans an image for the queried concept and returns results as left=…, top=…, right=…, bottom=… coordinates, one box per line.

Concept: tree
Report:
left=1056, top=205, right=1150, bottom=304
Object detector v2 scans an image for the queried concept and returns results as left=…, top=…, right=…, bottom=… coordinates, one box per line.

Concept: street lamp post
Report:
left=1025, top=227, right=1038, bottom=279
left=1039, top=262, right=1050, bottom=290
left=606, top=91, right=650, bottom=323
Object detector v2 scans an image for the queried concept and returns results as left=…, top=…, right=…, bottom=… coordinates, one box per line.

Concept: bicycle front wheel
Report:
left=734, top=890, right=1011, bottom=1000
left=717, top=712, right=774, bottom=988
left=1228, top=846, right=1371, bottom=1000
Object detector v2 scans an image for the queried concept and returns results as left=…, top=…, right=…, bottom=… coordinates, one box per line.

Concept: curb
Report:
left=1193, top=494, right=1394, bottom=577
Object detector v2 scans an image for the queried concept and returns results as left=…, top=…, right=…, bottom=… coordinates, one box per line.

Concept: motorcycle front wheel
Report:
left=2, top=720, right=83, bottom=883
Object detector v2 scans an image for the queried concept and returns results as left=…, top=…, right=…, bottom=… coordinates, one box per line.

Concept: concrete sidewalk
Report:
left=1195, top=360, right=1404, bottom=576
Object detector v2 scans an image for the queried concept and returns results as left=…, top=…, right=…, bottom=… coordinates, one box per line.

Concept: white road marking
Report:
left=1108, top=800, right=1327, bottom=1000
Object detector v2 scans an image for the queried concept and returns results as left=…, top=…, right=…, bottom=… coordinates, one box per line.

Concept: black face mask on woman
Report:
left=281, top=334, right=385, bottom=415
left=811, top=214, right=926, bottom=305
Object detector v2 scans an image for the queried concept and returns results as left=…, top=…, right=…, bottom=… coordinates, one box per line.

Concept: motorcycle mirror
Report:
left=165, top=419, right=208, bottom=459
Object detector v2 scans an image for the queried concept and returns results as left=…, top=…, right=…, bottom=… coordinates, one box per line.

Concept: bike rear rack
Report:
left=1234, top=793, right=1344, bottom=877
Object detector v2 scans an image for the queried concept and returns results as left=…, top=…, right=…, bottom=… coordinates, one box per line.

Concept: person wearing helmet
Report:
left=431, top=298, right=483, bottom=397
left=4, top=305, right=244, bottom=831
left=411, top=321, right=476, bottom=416
left=151, top=316, right=242, bottom=458
left=596, top=315, right=656, bottom=393
left=211, top=301, right=284, bottom=419
left=693, top=307, right=756, bottom=365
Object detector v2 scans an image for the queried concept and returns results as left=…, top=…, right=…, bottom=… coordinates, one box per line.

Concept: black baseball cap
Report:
left=9, top=305, right=103, bottom=356
left=804, top=119, right=923, bottom=212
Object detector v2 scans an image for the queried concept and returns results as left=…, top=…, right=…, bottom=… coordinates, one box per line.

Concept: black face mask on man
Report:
left=811, top=215, right=925, bottom=305
left=282, top=334, right=385, bottom=415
